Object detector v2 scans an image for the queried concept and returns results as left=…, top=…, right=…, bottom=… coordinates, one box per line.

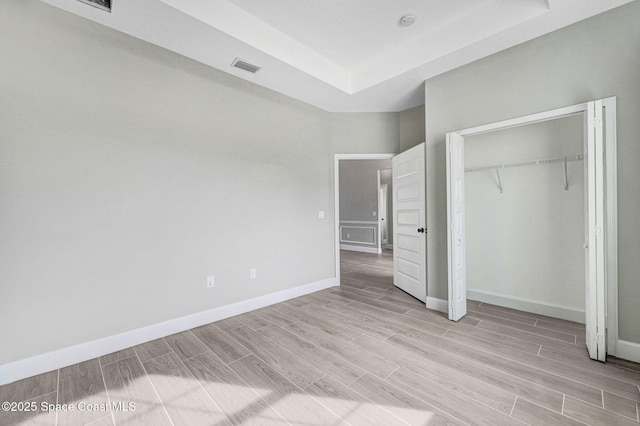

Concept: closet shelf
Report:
left=464, top=154, right=583, bottom=173
left=465, top=154, right=583, bottom=193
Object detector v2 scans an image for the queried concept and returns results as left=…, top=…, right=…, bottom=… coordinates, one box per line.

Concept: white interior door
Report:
left=585, top=100, right=607, bottom=361
left=392, top=143, right=426, bottom=302
left=446, top=133, right=467, bottom=321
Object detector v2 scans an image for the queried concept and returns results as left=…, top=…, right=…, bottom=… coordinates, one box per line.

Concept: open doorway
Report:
left=334, top=154, right=394, bottom=290
left=446, top=98, right=618, bottom=361
left=334, top=146, right=428, bottom=304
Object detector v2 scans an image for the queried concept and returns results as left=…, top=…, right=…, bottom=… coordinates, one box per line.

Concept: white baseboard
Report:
left=426, top=296, right=448, bottom=314
left=467, top=289, right=585, bottom=324
left=383, top=244, right=393, bottom=250
left=340, top=244, right=381, bottom=254
left=0, top=278, right=338, bottom=386
left=616, top=340, right=640, bottom=363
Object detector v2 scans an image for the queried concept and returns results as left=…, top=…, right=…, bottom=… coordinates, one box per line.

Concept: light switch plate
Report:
left=318, top=210, right=325, bottom=219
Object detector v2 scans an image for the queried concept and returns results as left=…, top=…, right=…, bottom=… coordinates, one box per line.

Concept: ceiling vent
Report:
left=77, top=0, right=111, bottom=12
left=231, top=58, right=262, bottom=74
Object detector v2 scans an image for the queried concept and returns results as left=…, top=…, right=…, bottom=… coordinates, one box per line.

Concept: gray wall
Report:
left=399, top=105, right=426, bottom=152
left=466, top=115, right=585, bottom=317
left=339, top=160, right=392, bottom=221
left=0, top=0, right=401, bottom=364
left=330, top=113, right=400, bottom=154
left=330, top=106, right=424, bottom=155
left=424, top=1, right=640, bottom=343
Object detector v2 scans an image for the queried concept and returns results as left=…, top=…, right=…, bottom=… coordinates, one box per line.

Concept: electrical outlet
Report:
left=318, top=210, right=325, bottom=219
left=372, top=211, right=377, bottom=217
left=207, top=275, right=215, bottom=288
left=347, top=233, right=350, bottom=238
left=249, top=268, right=257, bottom=279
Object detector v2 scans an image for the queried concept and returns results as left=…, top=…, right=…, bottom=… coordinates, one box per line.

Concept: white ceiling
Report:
left=41, top=0, right=633, bottom=112
left=227, top=0, right=495, bottom=70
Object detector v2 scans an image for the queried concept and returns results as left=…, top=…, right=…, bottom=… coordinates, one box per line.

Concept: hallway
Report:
left=340, top=249, right=394, bottom=291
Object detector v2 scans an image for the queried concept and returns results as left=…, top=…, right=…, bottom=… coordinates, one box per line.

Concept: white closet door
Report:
left=392, top=143, right=426, bottom=302
left=585, top=100, right=606, bottom=361
left=446, top=132, right=467, bottom=321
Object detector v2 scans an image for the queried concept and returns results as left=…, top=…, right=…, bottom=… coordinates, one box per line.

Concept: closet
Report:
left=446, top=98, right=618, bottom=361
left=464, top=114, right=585, bottom=323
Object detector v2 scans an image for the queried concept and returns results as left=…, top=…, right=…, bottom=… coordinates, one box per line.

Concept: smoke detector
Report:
left=399, top=15, right=416, bottom=27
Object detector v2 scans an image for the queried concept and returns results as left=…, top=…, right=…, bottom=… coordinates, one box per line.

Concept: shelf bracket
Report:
left=495, top=168, right=503, bottom=194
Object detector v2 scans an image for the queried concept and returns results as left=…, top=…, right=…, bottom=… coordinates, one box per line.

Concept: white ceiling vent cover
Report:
left=231, top=58, right=262, bottom=74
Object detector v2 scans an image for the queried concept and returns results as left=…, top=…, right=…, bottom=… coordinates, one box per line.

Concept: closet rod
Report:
left=464, top=154, right=583, bottom=173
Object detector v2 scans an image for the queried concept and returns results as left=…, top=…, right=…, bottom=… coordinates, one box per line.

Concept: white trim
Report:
left=603, top=97, right=618, bottom=356
left=335, top=154, right=397, bottom=161
left=467, top=289, right=585, bottom=324
left=377, top=170, right=382, bottom=252
left=616, top=340, right=640, bottom=364
left=340, top=220, right=378, bottom=225
left=383, top=244, right=394, bottom=250
left=457, top=103, right=587, bottom=137
left=426, top=297, right=448, bottom=313
left=340, top=244, right=381, bottom=254
left=0, top=277, right=337, bottom=386
left=340, top=225, right=377, bottom=246
left=334, top=153, right=395, bottom=285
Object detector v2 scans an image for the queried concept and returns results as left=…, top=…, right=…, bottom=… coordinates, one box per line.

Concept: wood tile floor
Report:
left=1, top=250, right=639, bottom=425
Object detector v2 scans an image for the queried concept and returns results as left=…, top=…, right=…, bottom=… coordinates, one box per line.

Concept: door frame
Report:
left=445, top=97, right=618, bottom=356
left=334, top=154, right=395, bottom=284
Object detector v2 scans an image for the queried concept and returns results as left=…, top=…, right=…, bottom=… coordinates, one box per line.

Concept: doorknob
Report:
left=417, top=228, right=425, bottom=233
